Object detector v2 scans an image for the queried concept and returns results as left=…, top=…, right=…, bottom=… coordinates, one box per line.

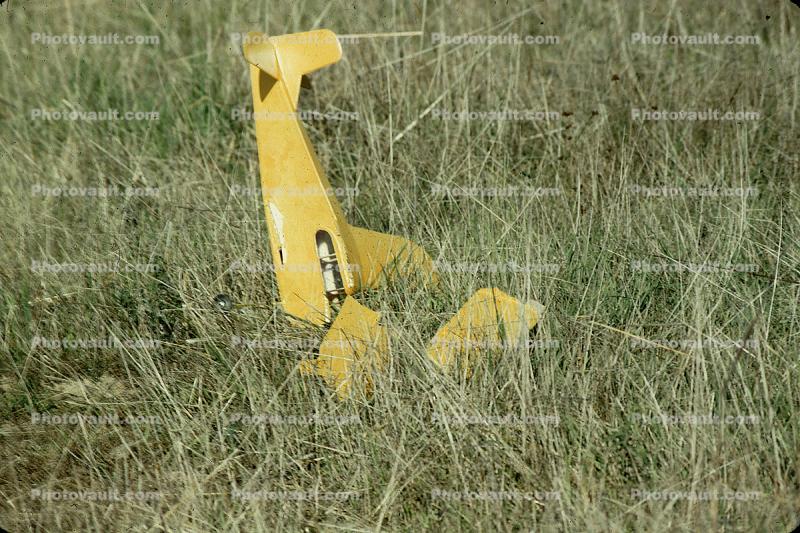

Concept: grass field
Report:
left=1, top=0, right=799, bottom=531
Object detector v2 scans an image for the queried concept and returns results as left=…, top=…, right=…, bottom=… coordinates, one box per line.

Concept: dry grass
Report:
left=1, top=0, right=799, bottom=531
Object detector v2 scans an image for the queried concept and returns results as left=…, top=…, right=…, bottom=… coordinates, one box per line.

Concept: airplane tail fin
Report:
left=243, top=30, right=342, bottom=107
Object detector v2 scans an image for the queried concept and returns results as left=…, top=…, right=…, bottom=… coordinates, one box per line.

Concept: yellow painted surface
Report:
left=427, top=288, right=544, bottom=373
left=298, top=297, right=388, bottom=399
left=243, top=30, right=436, bottom=325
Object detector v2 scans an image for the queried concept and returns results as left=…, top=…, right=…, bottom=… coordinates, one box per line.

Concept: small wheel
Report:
left=213, top=293, right=233, bottom=312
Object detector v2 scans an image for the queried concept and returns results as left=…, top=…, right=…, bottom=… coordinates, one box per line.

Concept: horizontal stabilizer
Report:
left=243, top=30, right=342, bottom=106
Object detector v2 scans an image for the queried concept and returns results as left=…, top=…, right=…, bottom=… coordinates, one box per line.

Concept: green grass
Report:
left=1, top=0, right=799, bottom=531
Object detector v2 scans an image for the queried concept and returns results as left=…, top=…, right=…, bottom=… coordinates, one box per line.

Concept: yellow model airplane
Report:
left=242, top=30, right=543, bottom=398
